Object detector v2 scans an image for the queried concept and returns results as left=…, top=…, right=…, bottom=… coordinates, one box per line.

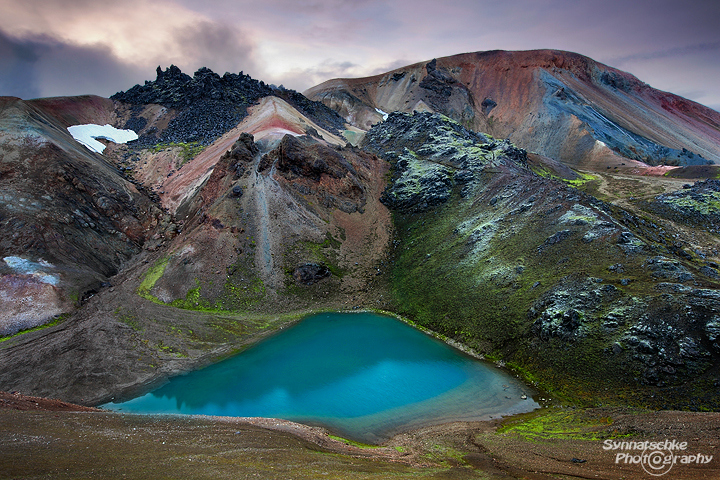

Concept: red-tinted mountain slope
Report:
left=306, top=49, right=720, bottom=168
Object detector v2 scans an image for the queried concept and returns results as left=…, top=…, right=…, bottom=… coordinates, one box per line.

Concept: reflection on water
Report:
left=105, top=312, right=539, bottom=443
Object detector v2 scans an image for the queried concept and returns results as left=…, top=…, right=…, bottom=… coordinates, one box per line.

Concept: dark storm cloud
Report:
left=0, top=29, right=147, bottom=99
left=0, top=0, right=260, bottom=98
left=0, top=18, right=259, bottom=99
left=170, top=20, right=259, bottom=77
left=0, top=31, right=47, bottom=99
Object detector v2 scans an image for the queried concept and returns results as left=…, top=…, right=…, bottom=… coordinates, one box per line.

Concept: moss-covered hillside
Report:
left=363, top=112, right=720, bottom=410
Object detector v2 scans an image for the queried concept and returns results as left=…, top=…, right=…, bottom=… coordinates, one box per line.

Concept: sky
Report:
left=0, top=0, right=718, bottom=111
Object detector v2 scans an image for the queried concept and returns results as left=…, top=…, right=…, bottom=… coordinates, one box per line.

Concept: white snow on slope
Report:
left=67, top=124, right=138, bottom=154
left=3, top=256, right=59, bottom=285
left=375, top=108, right=389, bottom=121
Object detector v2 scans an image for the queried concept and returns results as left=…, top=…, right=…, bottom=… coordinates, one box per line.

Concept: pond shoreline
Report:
left=104, top=310, right=538, bottom=444
left=3, top=396, right=720, bottom=479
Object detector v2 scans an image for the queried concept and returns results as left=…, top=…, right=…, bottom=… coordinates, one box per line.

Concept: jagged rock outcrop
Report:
left=641, top=179, right=720, bottom=234
left=113, top=65, right=271, bottom=109
left=293, top=263, right=331, bottom=285
left=260, top=134, right=367, bottom=213
left=362, top=111, right=523, bottom=212
left=221, top=132, right=259, bottom=168
left=112, top=66, right=273, bottom=144
left=113, top=66, right=345, bottom=146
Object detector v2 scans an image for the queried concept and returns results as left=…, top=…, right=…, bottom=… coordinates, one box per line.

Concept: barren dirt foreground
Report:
left=1, top=392, right=719, bottom=479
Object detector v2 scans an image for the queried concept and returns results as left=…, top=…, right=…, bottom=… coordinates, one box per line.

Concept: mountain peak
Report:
left=112, top=65, right=272, bottom=110
left=307, top=48, right=720, bottom=167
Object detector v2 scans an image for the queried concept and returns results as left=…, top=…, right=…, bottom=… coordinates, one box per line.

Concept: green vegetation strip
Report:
left=0, top=314, right=69, bottom=343
left=328, top=435, right=383, bottom=449
left=149, top=142, right=206, bottom=164
left=137, top=257, right=169, bottom=302
left=497, top=409, right=634, bottom=442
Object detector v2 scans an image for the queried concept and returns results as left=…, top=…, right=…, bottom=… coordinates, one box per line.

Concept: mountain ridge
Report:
left=306, top=49, right=720, bottom=168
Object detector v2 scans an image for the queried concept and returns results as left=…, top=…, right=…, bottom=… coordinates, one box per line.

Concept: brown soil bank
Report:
left=2, top=394, right=718, bottom=480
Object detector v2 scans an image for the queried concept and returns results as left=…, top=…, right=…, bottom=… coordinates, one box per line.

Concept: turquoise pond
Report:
left=105, top=312, right=539, bottom=443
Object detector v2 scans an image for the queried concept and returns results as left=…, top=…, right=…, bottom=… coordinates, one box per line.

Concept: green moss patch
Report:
left=149, top=141, right=206, bottom=165
left=0, top=314, right=69, bottom=343
left=497, top=409, right=633, bottom=442
left=665, top=191, right=720, bottom=215
left=137, top=257, right=169, bottom=301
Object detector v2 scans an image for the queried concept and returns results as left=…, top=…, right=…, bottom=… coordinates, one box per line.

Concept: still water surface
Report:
left=106, top=312, right=538, bottom=443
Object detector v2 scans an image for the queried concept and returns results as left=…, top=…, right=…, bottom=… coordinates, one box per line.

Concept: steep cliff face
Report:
left=307, top=49, right=720, bottom=168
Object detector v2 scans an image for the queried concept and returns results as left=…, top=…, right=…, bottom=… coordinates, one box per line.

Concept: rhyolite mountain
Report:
left=307, top=49, right=720, bottom=168
left=1, top=51, right=720, bottom=412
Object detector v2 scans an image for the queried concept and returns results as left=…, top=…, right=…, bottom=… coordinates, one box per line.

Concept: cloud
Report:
left=0, top=30, right=43, bottom=98
left=0, top=0, right=259, bottom=98
left=0, top=29, right=150, bottom=99
left=368, top=59, right=419, bottom=76
left=168, top=20, right=258, bottom=76
left=268, top=59, right=364, bottom=92
left=609, top=42, right=720, bottom=66
left=0, top=0, right=717, bottom=110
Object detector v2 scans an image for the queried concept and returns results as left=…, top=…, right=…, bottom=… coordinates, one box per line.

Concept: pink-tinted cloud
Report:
left=0, top=0, right=260, bottom=98
left=0, top=0, right=717, bottom=110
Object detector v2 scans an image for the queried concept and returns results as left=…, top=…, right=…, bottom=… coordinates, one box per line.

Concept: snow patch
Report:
left=4, top=256, right=59, bottom=285
left=67, top=124, right=138, bottom=154
left=375, top=108, right=389, bottom=121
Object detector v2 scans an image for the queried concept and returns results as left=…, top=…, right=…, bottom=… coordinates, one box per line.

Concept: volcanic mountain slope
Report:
left=306, top=49, right=720, bottom=168
left=0, top=70, right=391, bottom=404
left=363, top=111, right=720, bottom=408
left=112, top=65, right=346, bottom=146
left=0, top=95, right=167, bottom=336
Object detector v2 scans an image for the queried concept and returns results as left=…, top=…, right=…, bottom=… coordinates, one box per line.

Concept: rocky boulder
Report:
left=293, top=263, right=331, bottom=285
left=260, top=135, right=366, bottom=213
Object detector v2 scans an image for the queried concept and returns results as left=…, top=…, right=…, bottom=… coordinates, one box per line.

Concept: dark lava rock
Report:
left=113, top=66, right=273, bottom=145
left=538, top=229, right=572, bottom=252
left=361, top=111, right=524, bottom=214
left=420, top=63, right=456, bottom=97
left=113, top=65, right=271, bottom=111
left=266, top=135, right=354, bottom=181
left=643, top=256, right=694, bottom=282
left=260, top=135, right=366, bottom=214
left=481, top=97, right=497, bottom=115
left=113, top=65, right=345, bottom=146
left=391, top=72, right=406, bottom=82
left=643, top=179, right=720, bottom=234
left=271, top=86, right=345, bottom=136
left=533, top=307, right=585, bottom=340
left=293, top=263, right=331, bottom=285
left=379, top=155, right=453, bottom=213
left=222, top=132, right=259, bottom=164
